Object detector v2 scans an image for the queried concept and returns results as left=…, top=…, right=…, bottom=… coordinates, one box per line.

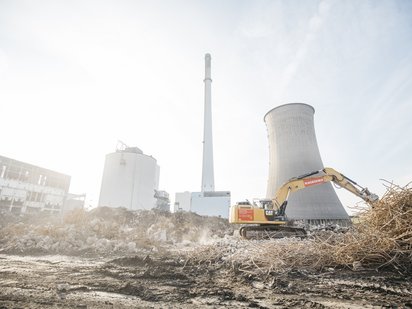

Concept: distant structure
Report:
left=0, top=155, right=84, bottom=214
left=264, top=103, right=350, bottom=224
left=201, top=53, right=215, bottom=192
left=174, top=191, right=191, bottom=212
left=64, top=193, right=87, bottom=213
left=98, top=142, right=163, bottom=210
left=154, top=190, right=170, bottom=211
left=174, top=54, right=231, bottom=217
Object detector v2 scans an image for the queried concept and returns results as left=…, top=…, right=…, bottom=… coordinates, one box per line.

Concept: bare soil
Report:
left=0, top=252, right=411, bottom=309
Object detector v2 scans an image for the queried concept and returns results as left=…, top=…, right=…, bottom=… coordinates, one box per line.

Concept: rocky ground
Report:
left=0, top=208, right=411, bottom=308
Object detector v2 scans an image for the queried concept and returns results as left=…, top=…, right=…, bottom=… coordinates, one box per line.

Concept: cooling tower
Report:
left=264, top=103, right=349, bottom=223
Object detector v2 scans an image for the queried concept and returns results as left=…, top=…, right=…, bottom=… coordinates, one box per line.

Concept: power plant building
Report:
left=98, top=145, right=160, bottom=210
left=264, top=103, right=350, bottom=224
left=174, top=191, right=191, bottom=212
left=174, top=54, right=231, bottom=218
left=0, top=155, right=83, bottom=214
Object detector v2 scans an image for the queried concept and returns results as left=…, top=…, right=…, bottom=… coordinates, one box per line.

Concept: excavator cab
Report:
left=251, top=199, right=273, bottom=209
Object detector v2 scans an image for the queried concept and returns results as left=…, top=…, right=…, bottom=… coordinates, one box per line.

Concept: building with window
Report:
left=0, top=155, right=74, bottom=214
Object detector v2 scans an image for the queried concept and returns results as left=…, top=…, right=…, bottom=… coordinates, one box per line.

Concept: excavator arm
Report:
left=272, top=167, right=379, bottom=217
left=230, top=167, right=378, bottom=239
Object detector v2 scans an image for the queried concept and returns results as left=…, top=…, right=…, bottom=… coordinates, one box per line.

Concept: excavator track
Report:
left=239, top=225, right=306, bottom=240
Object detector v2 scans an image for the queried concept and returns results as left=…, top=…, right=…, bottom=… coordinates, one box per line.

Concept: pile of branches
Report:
left=186, top=182, right=412, bottom=274
left=322, top=181, right=412, bottom=271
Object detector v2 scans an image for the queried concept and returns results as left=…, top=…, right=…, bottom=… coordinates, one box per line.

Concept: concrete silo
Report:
left=98, top=146, right=159, bottom=210
left=264, top=103, right=350, bottom=224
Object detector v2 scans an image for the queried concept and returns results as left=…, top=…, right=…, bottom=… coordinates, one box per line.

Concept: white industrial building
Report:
left=174, top=191, right=231, bottom=217
left=174, top=54, right=231, bottom=218
left=190, top=191, right=231, bottom=217
left=98, top=144, right=161, bottom=210
left=0, top=155, right=84, bottom=214
left=174, top=191, right=191, bottom=212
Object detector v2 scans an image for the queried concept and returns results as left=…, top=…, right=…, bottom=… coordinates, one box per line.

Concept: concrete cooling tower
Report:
left=264, top=103, right=350, bottom=224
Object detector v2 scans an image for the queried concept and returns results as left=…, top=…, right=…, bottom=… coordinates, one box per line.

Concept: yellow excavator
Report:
left=229, top=167, right=379, bottom=239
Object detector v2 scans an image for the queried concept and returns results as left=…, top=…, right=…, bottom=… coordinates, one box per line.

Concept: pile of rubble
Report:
left=0, top=207, right=234, bottom=256
left=2, top=182, right=410, bottom=276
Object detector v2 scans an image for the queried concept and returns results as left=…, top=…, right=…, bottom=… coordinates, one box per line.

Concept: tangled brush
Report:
left=334, top=181, right=412, bottom=271
left=187, top=182, right=412, bottom=274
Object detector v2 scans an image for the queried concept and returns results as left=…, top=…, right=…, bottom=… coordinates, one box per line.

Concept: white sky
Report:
left=1, top=0, right=411, bottom=212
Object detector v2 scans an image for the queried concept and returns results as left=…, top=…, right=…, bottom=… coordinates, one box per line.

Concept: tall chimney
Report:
left=201, top=53, right=215, bottom=192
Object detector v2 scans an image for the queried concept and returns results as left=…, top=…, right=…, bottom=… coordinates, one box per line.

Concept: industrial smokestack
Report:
left=201, top=53, right=215, bottom=192
left=264, top=103, right=349, bottom=223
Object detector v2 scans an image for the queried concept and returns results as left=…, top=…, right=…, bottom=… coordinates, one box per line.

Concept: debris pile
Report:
left=187, top=183, right=412, bottom=275
left=318, top=182, right=412, bottom=271
left=1, top=183, right=411, bottom=275
left=0, top=207, right=233, bottom=256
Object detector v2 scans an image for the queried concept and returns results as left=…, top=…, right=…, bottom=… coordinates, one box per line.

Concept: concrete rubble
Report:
left=0, top=184, right=411, bottom=308
left=0, top=207, right=234, bottom=256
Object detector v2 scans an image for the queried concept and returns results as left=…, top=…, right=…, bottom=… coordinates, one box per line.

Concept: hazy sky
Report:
left=1, top=0, right=411, bottom=212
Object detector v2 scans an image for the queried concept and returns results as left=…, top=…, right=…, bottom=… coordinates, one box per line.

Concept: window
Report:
left=7, top=165, right=19, bottom=180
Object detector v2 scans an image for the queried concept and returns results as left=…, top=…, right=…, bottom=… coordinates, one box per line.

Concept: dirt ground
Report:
left=1, top=208, right=411, bottom=308
left=0, top=252, right=411, bottom=309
